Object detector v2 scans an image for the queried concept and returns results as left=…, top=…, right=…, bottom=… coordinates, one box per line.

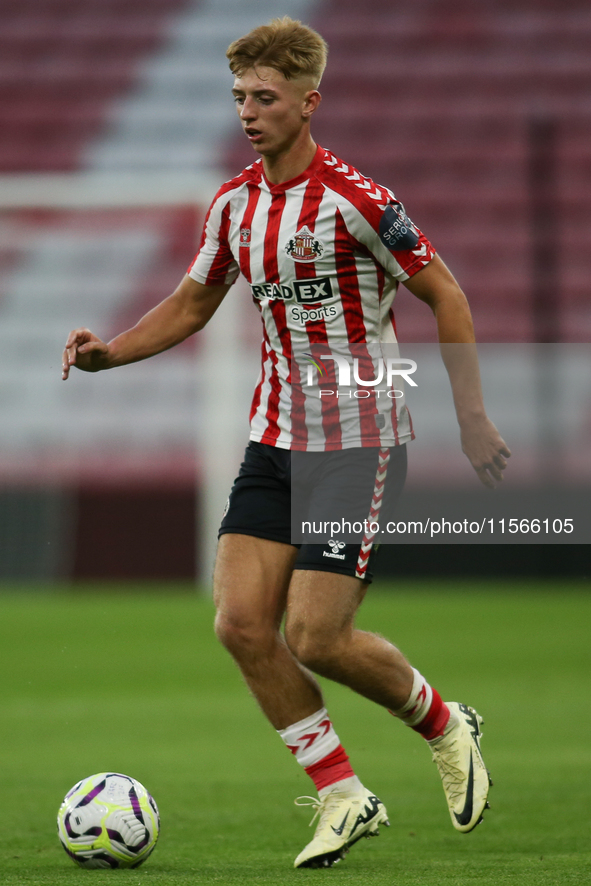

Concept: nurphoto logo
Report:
left=301, top=353, right=418, bottom=399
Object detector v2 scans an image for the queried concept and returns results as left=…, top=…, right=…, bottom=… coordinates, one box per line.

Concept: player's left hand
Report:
left=459, top=415, right=511, bottom=489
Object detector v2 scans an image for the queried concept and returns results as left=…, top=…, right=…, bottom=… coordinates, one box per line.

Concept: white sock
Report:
left=395, top=668, right=433, bottom=726
left=278, top=707, right=363, bottom=795
left=278, top=707, right=340, bottom=767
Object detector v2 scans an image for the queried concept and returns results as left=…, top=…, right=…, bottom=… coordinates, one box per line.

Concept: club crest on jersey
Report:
left=239, top=227, right=251, bottom=247
left=284, top=225, right=324, bottom=263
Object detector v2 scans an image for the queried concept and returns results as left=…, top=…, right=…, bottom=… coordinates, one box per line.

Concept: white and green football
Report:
left=57, top=772, right=160, bottom=869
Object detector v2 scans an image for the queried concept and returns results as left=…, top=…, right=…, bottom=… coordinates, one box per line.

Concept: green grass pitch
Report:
left=1, top=581, right=590, bottom=885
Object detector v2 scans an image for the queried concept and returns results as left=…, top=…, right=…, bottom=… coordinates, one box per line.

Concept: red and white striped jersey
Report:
left=188, top=144, right=436, bottom=451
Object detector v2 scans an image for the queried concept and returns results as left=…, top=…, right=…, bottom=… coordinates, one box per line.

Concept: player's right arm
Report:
left=62, top=275, right=231, bottom=380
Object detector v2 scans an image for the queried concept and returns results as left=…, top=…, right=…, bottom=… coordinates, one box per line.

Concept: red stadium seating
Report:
left=0, top=0, right=191, bottom=171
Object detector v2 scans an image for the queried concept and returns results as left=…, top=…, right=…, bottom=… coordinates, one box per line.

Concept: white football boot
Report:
left=293, top=786, right=389, bottom=868
left=428, top=702, right=492, bottom=833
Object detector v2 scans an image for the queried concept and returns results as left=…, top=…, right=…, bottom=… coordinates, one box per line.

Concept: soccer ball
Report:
left=57, top=772, right=160, bottom=869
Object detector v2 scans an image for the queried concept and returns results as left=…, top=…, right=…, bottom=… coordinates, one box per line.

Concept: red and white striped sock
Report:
left=278, top=707, right=362, bottom=796
left=391, top=668, right=451, bottom=740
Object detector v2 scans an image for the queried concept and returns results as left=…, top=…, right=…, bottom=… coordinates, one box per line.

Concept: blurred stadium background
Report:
left=0, top=0, right=589, bottom=585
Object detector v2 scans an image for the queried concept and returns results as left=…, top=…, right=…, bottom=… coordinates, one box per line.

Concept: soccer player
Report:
left=63, top=17, right=510, bottom=869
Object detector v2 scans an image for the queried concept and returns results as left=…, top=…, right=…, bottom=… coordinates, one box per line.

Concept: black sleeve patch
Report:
left=379, top=202, right=420, bottom=252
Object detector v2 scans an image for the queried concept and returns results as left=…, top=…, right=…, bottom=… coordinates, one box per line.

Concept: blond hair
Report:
left=226, top=16, right=328, bottom=88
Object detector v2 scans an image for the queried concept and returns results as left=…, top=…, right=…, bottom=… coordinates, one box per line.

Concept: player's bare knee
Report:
left=213, top=609, right=255, bottom=654
left=285, top=620, right=342, bottom=674
left=295, top=640, right=342, bottom=675
left=214, top=609, right=276, bottom=660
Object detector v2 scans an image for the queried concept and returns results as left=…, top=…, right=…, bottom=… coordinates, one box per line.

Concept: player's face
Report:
left=232, top=66, right=318, bottom=158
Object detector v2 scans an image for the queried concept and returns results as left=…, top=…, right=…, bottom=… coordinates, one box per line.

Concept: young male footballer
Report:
left=63, top=17, right=510, bottom=869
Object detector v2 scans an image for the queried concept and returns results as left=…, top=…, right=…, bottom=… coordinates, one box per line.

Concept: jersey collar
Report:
left=262, top=144, right=325, bottom=193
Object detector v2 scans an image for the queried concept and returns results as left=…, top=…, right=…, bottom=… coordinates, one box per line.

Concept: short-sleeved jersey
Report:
left=188, top=144, right=436, bottom=451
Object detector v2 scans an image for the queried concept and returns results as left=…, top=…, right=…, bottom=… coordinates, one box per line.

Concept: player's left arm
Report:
left=403, top=254, right=511, bottom=488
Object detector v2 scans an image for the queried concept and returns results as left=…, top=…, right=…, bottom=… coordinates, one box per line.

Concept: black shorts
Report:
left=219, top=441, right=407, bottom=583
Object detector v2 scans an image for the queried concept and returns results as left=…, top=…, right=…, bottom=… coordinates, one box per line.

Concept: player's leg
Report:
left=285, top=567, right=491, bottom=839
left=285, top=569, right=415, bottom=709
left=213, top=532, right=322, bottom=728
left=292, top=444, right=490, bottom=838
left=214, top=531, right=379, bottom=868
left=279, top=570, right=397, bottom=868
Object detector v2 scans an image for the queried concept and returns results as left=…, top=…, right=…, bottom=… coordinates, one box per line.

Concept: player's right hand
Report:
left=62, top=328, right=110, bottom=380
